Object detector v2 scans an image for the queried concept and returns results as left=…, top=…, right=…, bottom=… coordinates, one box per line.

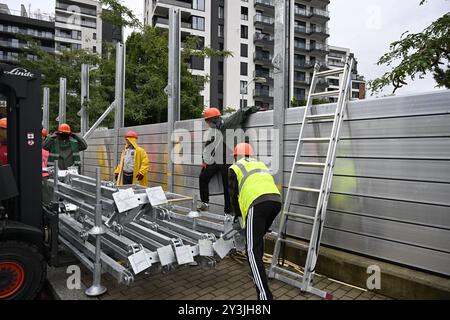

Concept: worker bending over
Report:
left=229, top=143, right=281, bottom=300
left=44, top=123, right=88, bottom=172
left=115, top=131, right=149, bottom=187
left=199, top=106, right=259, bottom=213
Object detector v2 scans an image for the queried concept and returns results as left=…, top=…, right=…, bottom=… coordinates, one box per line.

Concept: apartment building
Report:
left=55, top=0, right=122, bottom=54
left=0, top=3, right=55, bottom=64
left=327, top=45, right=366, bottom=102
left=145, top=0, right=331, bottom=110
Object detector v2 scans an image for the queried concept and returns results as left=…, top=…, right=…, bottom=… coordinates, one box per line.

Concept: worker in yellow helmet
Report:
left=228, top=143, right=281, bottom=300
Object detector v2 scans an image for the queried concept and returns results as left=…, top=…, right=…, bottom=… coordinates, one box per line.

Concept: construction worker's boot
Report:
left=197, top=201, right=209, bottom=212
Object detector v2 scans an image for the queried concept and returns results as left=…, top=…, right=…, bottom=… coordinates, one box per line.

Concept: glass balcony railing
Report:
left=254, top=88, right=273, bottom=98
left=311, top=8, right=329, bottom=18
left=254, top=33, right=274, bottom=42
left=255, top=0, right=274, bottom=6
left=254, top=14, right=274, bottom=25
left=254, top=51, right=273, bottom=61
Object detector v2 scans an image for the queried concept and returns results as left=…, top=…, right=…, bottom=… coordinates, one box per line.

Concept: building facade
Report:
left=144, top=0, right=331, bottom=111
left=0, top=4, right=55, bottom=64
left=327, top=45, right=366, bottom=102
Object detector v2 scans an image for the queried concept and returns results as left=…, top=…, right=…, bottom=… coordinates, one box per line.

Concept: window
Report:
left=240, top=99, right=248, bottom=109
left=240, top=25, right=248, bottom=39
left=240, top=81, right=248, bottom=94
left=93, top=32, right=96, bottom=40
left=218, top=80, right=223, bottom=94
left=218, top=24, right=224, bottom=37
left=240, top=43, right=248, bottom=57
left=93, top=46, right=97, bottom=53
left=218, top=5, right=224, bottom=19
left=218, top=61, right=224, bottom=76
left=219, top=42, right=224, bottom=51
left=218, top=99, right=223, bottom=109
left=11, top=38, right=19, bottom=48
left=192, top=16, right=205, bottom=31
left=193, top=0, right=205, bottom=11
left=240, top=62, right=248, bottom=76
left=241, top=7, right=248, bottom=21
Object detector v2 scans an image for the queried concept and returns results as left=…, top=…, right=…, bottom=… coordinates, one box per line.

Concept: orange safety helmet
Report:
left=0, top=117, right=6, bottom=129
left=42, top=128, right=48, bottom=138
left=58, top=123, right=72, bottom=134
left=233, top=143, right=254, bottom=157
left=203, top=107, right=221, bottom=120
left=125, top=131, right=138, bottom=139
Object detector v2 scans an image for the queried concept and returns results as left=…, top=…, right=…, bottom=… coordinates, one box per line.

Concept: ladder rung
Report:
left=311, top=90, right=340, bottom=98
left=271, top=266, right=304, bottom=280
left=306, top=113, right=335, bottom=121
left=290, top=186, right=321, bottom=193
left=285, top=212, right=315, bottom=221
left=301, top=137, right=330, bottom=143
left=296, top=161, right=326, bottom=168
left=316, top=68, right=346, bottom=77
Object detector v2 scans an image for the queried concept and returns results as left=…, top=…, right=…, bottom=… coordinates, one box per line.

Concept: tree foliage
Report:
left=369, top=1, right=450, bottom=94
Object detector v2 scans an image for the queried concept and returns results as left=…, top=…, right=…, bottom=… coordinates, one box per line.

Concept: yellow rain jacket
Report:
left=114, top=138, right=149, bottom=187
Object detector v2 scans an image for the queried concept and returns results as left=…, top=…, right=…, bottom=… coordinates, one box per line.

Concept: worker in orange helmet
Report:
left=0, top=117, right=7, bottom=165
left=198, top=105, right=260, bottom=213
left=43, top=123, right=87, bottom=172
left=228, top=143, right=281, bottom=300
left=114, top=131, right=149, bottom=187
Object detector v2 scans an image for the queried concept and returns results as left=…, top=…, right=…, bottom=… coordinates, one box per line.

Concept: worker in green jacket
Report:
left=228, top=143, right=281, bottom=300
left=43, top=123, right=87, bottom=172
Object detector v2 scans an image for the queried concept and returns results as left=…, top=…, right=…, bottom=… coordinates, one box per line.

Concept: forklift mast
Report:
left=0, top=64, right=42, bottom=230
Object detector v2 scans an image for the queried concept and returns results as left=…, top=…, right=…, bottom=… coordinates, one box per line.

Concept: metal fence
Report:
left=84, top=90, right=450, bottom=276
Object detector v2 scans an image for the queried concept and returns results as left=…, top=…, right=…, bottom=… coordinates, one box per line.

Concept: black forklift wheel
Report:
left=0, top=241, right=46, bottom=300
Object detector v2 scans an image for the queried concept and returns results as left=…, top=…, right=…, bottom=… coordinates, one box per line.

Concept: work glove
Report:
left=201, top=163, right=207, bottom=169
left=136, top=173, right=144, bottom=181
left=232, top=216, right=242, bottom=231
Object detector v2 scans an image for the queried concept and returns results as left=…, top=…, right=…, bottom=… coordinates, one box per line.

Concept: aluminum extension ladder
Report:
left=268, top=54, right=355, bottom=299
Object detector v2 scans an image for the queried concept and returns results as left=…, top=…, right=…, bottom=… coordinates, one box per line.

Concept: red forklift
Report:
left=0, top=64, right=59, bottom=299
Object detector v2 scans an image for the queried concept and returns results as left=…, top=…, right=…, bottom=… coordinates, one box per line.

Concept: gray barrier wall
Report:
left=83, top=90, right=450, bottom=276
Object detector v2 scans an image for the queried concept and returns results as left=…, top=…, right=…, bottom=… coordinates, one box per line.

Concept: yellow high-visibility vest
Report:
left=230, top=158, right=280, bottom=226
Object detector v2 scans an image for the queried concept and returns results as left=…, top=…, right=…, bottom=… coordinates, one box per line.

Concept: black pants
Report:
left=199, top=163, right=231, bottom=214
left=246, top=201, right=281, bottom=300
left=123, top=172, right=134, bottom=185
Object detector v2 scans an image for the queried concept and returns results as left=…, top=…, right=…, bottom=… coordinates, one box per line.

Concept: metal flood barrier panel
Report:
left=83, top=90, right=450, bottom=276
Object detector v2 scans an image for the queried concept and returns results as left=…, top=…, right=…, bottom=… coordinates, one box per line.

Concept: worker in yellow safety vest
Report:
left=228, top=143, right=281, bottom=300
left=115, top=131, right=150, bottom=187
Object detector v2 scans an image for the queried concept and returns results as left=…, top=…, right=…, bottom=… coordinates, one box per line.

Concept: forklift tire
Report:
left=0, top=241, right=46, bottom=300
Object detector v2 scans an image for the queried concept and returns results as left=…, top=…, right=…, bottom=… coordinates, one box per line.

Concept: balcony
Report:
left=254, top=51, right=273, bottom=66
left=158, top=0, right=193, bottom=10
left=254, top=33, right=274, bottom=47
left=254, top=69, right=274, bottom=85
left=310, top=8, right=330, bottom=22
left=0, top=40, right=28, bottom=49
left=255, top=0, right=274, bottom=8
left=254, top=88, right=274, bottom=98
left=294, top=60, right=315, bottom=70
left=294, top=42, right=309, bottom=52
left=310, top=43, right=329, bottom=54
left=55, top=2, right=97, bottom=17
left=254, top=14, right=274, bottom=25
left=294, top=75, right=310, bottom=86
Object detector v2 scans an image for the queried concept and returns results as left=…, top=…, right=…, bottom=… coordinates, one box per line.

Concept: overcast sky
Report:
left=3, top=0, right=449, bottom=97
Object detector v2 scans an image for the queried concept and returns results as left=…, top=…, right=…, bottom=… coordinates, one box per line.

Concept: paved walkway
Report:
left=78, top=253, right=391, bottom=300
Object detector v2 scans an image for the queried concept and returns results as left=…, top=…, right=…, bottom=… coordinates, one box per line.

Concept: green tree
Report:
left=369, top=1, right=450, bottom=94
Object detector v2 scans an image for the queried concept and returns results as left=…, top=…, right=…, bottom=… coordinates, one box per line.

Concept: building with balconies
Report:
left=327, top=45, right=366, bottom=102
left=54, top=0, right=122, bottom=55
left=0, top=4, right=55, bottom=64
left=144, top=0, right=330, bottom=110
